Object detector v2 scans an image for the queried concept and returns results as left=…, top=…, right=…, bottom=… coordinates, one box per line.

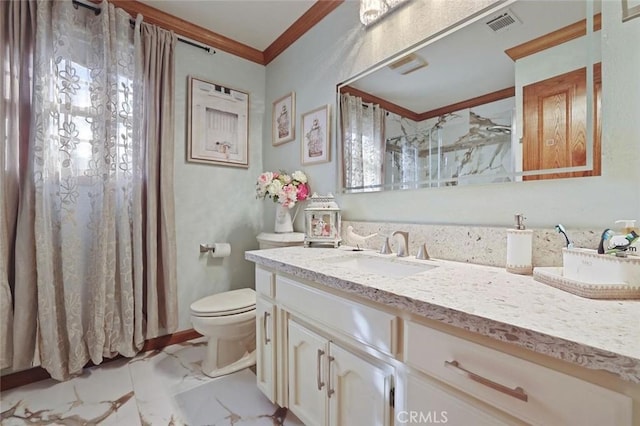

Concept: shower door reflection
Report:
left=385, top=97, right=515, bottom=188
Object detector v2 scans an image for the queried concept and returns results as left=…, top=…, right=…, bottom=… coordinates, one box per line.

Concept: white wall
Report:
left=174, top=44, right=265, bottom=329
left=264, top=0, right=640, bottom=229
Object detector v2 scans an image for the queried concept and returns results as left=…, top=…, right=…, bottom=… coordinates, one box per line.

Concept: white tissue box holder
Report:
left=562, top=248, right=640, bottom=286
left=533, top=248, right=640, bottom=299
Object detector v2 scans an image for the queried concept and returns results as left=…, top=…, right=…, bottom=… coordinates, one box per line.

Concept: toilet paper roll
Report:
left=211, top=243, right=231, bottom=258
left=506, top=229, right=533, bottom=275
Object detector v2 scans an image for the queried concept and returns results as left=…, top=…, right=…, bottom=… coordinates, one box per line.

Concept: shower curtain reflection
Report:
left=340, top=94, right=386, bottom=192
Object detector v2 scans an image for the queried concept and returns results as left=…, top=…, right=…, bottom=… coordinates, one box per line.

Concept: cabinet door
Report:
left=288, top=320, right=328, bottom=426
left=406, top=373, right=511, bottom=426
left=328, top=343, right=393, bottom=426
left=256, top=296, right=276, bottom=403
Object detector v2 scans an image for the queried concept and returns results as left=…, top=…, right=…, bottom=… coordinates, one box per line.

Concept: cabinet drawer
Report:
left=277, top=275, right=398, bottom=356
left=255, top=266, right=274, bottom=298
left=404, top=322, right=632, bottom=426
left=405, top=373, right=512, bottom=426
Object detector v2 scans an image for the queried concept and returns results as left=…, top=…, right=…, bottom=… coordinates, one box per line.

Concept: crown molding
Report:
left=109, top=0, right=264, bottom=64
left=505, top=13, right=601, bottom=62
left=340, top=85, right=421, bottom=121
left=417, top=87, right=515, bottom=121
left=109, top=0, right=342, bottom=66
left=340, top=85, right=516, bottom=123
left=264, top=0, right=345, bottom=65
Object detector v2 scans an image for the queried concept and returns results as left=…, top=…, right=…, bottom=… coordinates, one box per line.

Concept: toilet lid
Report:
left=190, top=288, right=256, bottom=317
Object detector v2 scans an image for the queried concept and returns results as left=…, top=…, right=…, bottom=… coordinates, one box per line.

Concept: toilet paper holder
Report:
left=199, top=243, right=216, bottom=253
left=199, top=242, right=232, bottom=258
left=200, top=243, right=225, bottom=254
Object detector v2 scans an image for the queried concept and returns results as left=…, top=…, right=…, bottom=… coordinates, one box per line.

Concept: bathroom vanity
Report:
left=246, top=246, right=639, bottom=426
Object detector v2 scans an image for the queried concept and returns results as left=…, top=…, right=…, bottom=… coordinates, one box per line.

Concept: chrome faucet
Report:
left=392, top=231, right=409, bottom=257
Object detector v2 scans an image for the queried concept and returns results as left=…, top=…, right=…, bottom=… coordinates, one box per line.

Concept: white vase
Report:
left=274, top=203, right=294, bottom=233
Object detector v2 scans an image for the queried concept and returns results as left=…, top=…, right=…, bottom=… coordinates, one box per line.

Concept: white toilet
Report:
left=190, top=288, right=257, bottom=378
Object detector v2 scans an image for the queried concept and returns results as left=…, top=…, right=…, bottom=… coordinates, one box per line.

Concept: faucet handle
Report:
left=416, top=243, right=430, bottom=260
left=380, top=237, right=393, bottom=254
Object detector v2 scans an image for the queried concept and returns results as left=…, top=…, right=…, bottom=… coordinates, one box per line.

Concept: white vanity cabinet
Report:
left=255, top=266, right=277, bottom=403
left=404, top=372, right=513, bottom=426
left=288, top=319, right=393, bottom=426
left=255, top=296, right=276, bottom=401
left=404, top=322, right=633, bottom=426
left=253, top=265, right=634, bottom=426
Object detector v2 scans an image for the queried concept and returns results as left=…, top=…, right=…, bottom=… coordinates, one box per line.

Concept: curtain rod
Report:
left=71, top=0, right=215, bottom=54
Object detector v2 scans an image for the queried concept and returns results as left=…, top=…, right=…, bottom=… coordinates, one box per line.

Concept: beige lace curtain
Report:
left=1, top=0, right=178, bottom=380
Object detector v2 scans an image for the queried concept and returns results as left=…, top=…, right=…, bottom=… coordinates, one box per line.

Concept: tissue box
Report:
left=562, top=248, right=640, bottom=286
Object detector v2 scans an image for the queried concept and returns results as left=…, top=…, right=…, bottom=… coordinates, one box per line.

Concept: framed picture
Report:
left=272, top=92, right=295, bottom=146
left=187, top=76, right=249, bottom=168
left=301, top=104, right=331, bottom=165
left=622, top=0, right=640, bottom=22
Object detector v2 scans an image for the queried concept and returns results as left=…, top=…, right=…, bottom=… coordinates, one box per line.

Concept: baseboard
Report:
left=0, top=328, right=203, bottom=392
left=141, top=328, right=202, bottom=352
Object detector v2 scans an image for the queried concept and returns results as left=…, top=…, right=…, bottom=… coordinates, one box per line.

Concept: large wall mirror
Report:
left=338, top=0, right=601, bottom=192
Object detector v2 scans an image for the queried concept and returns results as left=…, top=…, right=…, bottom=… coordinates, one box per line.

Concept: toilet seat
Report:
left=190, top=288, right=256, bottom=317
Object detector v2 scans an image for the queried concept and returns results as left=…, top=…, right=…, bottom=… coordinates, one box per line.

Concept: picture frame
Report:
left=622, top=0, right=640, bottom=22
left=301, top=104, right=331, bottom=165
left=187, top=76, right=249, bottom=168
left=272, top=92, right=295, bottom=146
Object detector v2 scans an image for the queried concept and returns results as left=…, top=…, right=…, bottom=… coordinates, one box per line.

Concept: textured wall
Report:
left=173, top=45, right=265, bottom=329
left=264, top=0, right=640, bottom=230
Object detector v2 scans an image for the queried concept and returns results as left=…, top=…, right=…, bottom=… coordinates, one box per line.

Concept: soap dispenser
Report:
left=506, top=213, right=533, bottom=275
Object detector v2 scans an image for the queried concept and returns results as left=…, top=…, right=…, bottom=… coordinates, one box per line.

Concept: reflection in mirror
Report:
left=339, top=0, right=601, bottom=192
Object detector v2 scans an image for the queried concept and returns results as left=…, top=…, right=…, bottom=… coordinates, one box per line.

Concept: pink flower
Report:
left=296, top=183, right=309, bottom=201
left=258, top=172, right=273, bottom=185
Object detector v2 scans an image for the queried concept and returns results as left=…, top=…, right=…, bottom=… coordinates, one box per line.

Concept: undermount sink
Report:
left=324, top=254, right=438, bottom=278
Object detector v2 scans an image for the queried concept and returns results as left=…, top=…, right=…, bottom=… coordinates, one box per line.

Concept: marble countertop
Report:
left=245, top=246, right=640, bottom=384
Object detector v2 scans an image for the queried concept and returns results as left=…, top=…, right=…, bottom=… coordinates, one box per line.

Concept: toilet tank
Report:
left=257, top=232, right=305, bottom=249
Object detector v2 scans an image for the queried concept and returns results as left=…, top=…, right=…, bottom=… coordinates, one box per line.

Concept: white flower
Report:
left=292, top=170, right=307, bottom=183
left=281, top=174, right=292, bottom=184
left=267, top=179, right=283, bottom=196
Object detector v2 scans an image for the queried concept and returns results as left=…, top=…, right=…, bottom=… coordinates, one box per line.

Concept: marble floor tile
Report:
left=2, top=338, right=302, bottom=426
left=129, top=337, right=212, bottom=397
left=1, top=358, right=140, bottom=425
left=174, top=369, right=304, bottom=426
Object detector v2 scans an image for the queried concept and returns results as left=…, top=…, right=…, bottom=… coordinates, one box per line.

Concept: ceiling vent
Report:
left=388, top=53, right=428, bottom=75
left=485, top=9, right=521, bottom=33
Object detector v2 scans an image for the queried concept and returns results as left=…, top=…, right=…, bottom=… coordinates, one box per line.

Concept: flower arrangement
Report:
left=256, top=170, right=310, bottom=208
